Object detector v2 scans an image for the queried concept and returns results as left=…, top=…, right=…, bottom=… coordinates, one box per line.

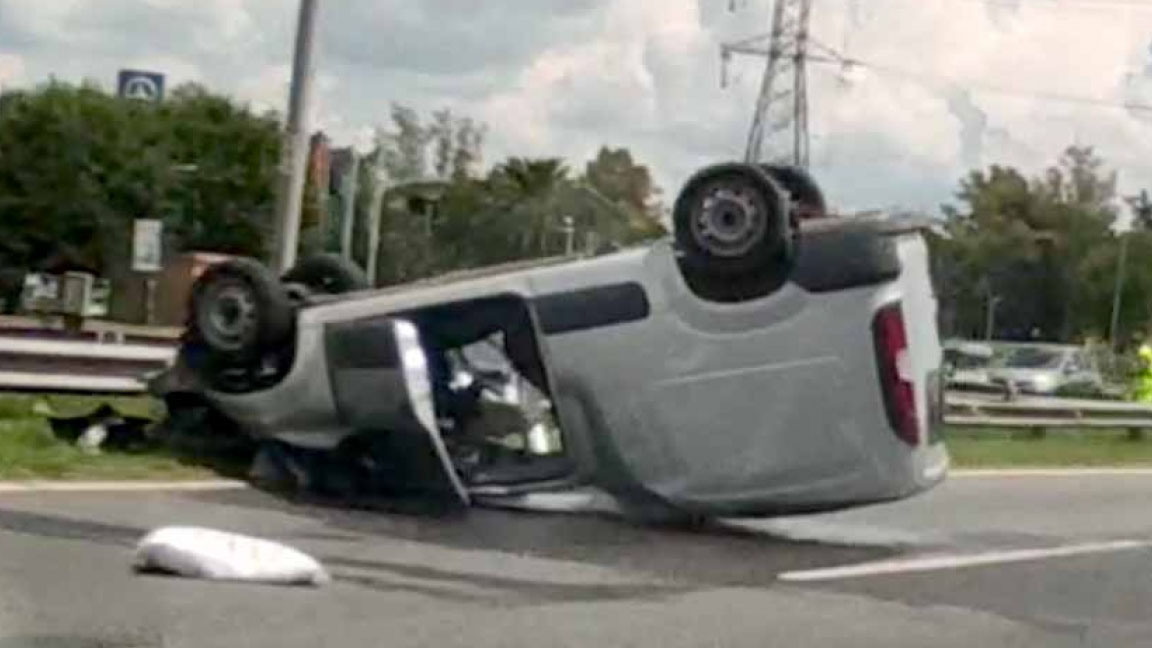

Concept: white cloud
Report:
left=0, top=53, right=25, bottom=88
left=3, top=0, right=1152, bottom=213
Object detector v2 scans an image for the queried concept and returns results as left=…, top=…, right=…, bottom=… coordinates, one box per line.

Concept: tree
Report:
left=934, top=145, right=1127, bottom=343
left=0, top=79, right=280, bottom=281
left=488, top=157, right=572, bottom=255
left=1127, top=190, right=1152, bottom=231
left=161, top=83, right=281, bottom=256
left=377, top=103, right=430, bottom=182
left=580, top=146, right=666, bottom=246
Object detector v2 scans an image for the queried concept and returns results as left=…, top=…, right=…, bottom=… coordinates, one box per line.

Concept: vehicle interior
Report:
left=397, top=294, right=575, bottom=491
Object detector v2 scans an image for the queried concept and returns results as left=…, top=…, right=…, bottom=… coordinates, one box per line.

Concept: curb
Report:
left=0, top=480, right=247, bottom=494
left=952, top=467, right=1152, bottom=477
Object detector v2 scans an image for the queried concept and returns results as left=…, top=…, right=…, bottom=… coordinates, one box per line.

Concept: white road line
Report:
left=777, top=540, right=1152, bottom=583
left=952, top=468, right=1152, bottom=477
left=0, top=480, right=247, bottom=494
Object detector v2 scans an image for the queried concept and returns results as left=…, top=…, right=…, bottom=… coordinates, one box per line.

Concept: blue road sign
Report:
left=117, top=69, right=165, bottom=102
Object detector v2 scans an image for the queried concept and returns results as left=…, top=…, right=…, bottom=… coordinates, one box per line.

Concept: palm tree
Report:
left=489, top=157, right=571, bottom=255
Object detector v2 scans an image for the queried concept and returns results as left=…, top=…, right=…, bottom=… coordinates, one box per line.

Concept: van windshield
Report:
left=999, top=348, right=1064, bottom=370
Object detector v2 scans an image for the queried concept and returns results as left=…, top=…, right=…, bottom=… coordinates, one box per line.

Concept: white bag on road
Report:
left=132, top=526, right=330, bottom=586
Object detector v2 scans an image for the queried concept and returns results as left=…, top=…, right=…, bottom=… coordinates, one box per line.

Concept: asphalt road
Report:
left=0, top=473, right=1151, bottom=647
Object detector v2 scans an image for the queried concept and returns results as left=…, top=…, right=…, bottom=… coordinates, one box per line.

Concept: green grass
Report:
left=0, top=392, right=164, bottom=421
left=945, top=427, right=1152, bottom=468
left=0, top=418, right=226, bottom=480
left=0, top=392, right=250, bottom=481
left=8, top=393, right=1152, bottom=479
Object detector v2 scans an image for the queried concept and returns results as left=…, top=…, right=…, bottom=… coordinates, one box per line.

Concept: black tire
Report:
left=761, top=164, right=827, bottom=218
left=282, top=253, right=370, bottom=295
left=189, top=257, right=294, bottom=363
left=673, top=162, right=794, bottom=278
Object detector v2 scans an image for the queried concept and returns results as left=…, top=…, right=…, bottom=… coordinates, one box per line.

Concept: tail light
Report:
left=871, top=301, right=919, bottom=446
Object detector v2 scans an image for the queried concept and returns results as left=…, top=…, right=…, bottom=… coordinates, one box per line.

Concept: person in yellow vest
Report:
left=1132, top=343, right=1152, bottom=403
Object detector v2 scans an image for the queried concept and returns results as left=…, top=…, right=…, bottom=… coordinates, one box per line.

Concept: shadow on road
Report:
left=321, top=554, right=692, bottom=606
left=0, top=508, right=144, bottom=547
left=189, top=488, right=902, bottom=591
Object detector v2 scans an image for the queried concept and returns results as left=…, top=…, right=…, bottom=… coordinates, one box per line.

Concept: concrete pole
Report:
left=1110, top=231, right=1131, bottom=351
left=985, top=295, right=1001, bottom=341
left=365, top=149, right=388, bottom=286
left=562, top=216, right=575, bottom=256
left=271, top=0, right=320, bottom=273
left=339, top=151, right=360, bottom=260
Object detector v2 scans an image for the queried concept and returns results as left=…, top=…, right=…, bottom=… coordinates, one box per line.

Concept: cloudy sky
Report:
left=3, top=0, right=1152, bottom=218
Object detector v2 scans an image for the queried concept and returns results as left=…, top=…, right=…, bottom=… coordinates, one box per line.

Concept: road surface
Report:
left=0, top=472, right=1151, bottom=647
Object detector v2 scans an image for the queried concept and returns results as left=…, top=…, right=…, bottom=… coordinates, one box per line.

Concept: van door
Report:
left=325, top=316, right=470, bottom=506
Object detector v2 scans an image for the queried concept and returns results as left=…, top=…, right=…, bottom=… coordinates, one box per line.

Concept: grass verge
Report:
left=0, top=392, right=251, bottom=481
left=946, top=427, right=1152, bottom=468
left=0, top=392, right=164, bottom=421
left=0, top=418, right=229, bottom=480
left=7, top=393, right=1152, bottom=479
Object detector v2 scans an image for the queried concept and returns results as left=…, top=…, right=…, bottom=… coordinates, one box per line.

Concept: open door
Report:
left=325, top=316, right=470, bottom=506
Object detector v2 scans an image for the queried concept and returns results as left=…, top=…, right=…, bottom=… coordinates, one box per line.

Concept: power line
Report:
left=721, top=0, right=815, bottom=166
left=912, top=0, right=1152, bottom=13
left=804, top=42, right=1152, bottom=114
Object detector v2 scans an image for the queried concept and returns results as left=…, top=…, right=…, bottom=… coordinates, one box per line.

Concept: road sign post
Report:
left=132, top=219, right=163, bottom=325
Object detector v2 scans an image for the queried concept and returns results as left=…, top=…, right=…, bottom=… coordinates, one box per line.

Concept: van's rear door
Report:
left=325, top=317, right=470, bottom=506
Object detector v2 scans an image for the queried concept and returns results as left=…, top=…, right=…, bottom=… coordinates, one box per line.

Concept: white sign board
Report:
left=132, top=219, right=163, bottom=273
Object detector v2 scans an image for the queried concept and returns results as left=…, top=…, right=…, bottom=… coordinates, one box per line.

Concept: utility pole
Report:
left=270, top=0, right=320, bottom=273
left=985, top=295, right=1002, bottom=341
left=1110, top=231, right=1130, bottom=351
left=561, top=216, right=576, bottom=256
left=721, top=0, right=814, bottom=166
left=339, top=151, right=360, bottom=260
left=365, top=148, right=389, bottom=286
left=1113, top=191, right=1150, bottom=350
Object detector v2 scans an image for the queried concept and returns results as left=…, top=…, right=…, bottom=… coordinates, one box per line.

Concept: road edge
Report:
left=0, top=479, right=247, bottom=493
left=952, top=467, right=1152, bottom=477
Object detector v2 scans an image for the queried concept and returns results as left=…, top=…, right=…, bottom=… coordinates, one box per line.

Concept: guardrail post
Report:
left=1128, top=427, right=1145, bottom=442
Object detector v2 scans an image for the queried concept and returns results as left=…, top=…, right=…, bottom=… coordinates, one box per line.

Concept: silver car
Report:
left=988, top=344, right=1105, bottom=397
left=153, top=162, right=948, bottom=522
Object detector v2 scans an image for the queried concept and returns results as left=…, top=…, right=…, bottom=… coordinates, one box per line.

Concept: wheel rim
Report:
left=198, top=279, right=258, bottom=352
left=690, top=180, right=769, bottom=258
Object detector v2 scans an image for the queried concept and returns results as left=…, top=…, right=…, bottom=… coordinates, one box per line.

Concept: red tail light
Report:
left=871, top=301, right=919, bottom=446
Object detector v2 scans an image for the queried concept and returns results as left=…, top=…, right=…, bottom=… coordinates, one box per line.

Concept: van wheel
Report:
left=282, top=253, right=370, bottom=294
left=673, top=163, right=794, bottom=279
left=190, top=257, right=294, bottom=364
left=761, top=164, right=827, bottom=219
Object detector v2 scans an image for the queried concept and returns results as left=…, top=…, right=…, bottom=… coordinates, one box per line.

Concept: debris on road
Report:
left=132, top=526, right=329, bottom=586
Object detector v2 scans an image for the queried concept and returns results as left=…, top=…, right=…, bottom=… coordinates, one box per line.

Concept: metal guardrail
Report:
left=0, top=334, right=176, bottom=394
left=945, top=391, right=1152, bottom=433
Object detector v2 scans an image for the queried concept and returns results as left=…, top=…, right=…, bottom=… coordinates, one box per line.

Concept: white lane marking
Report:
left=778, top=540, right=1152, bottom=583
left=0, top=480, right=246, bottom=494
left=735, top=519, right=937, bottom=548
left=952, top=468, right=1152, bottom=477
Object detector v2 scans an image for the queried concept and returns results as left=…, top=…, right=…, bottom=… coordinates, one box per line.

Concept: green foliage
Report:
left=932, top=145, right=1149, bottom=345
left=0, top=85, right=666, bottom=296
left=0, top=80, right=280, bottom=278
left=0, top=418, right=220, bottom=480
left=945, top=428, right=1152, bottom=467
left=351, top=105, right=667, bottom=287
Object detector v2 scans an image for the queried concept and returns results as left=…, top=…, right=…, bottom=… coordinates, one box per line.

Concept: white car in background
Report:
left=988, top=344, right=1105, bottom=397
left=943, top=340, right=997, bottom=392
